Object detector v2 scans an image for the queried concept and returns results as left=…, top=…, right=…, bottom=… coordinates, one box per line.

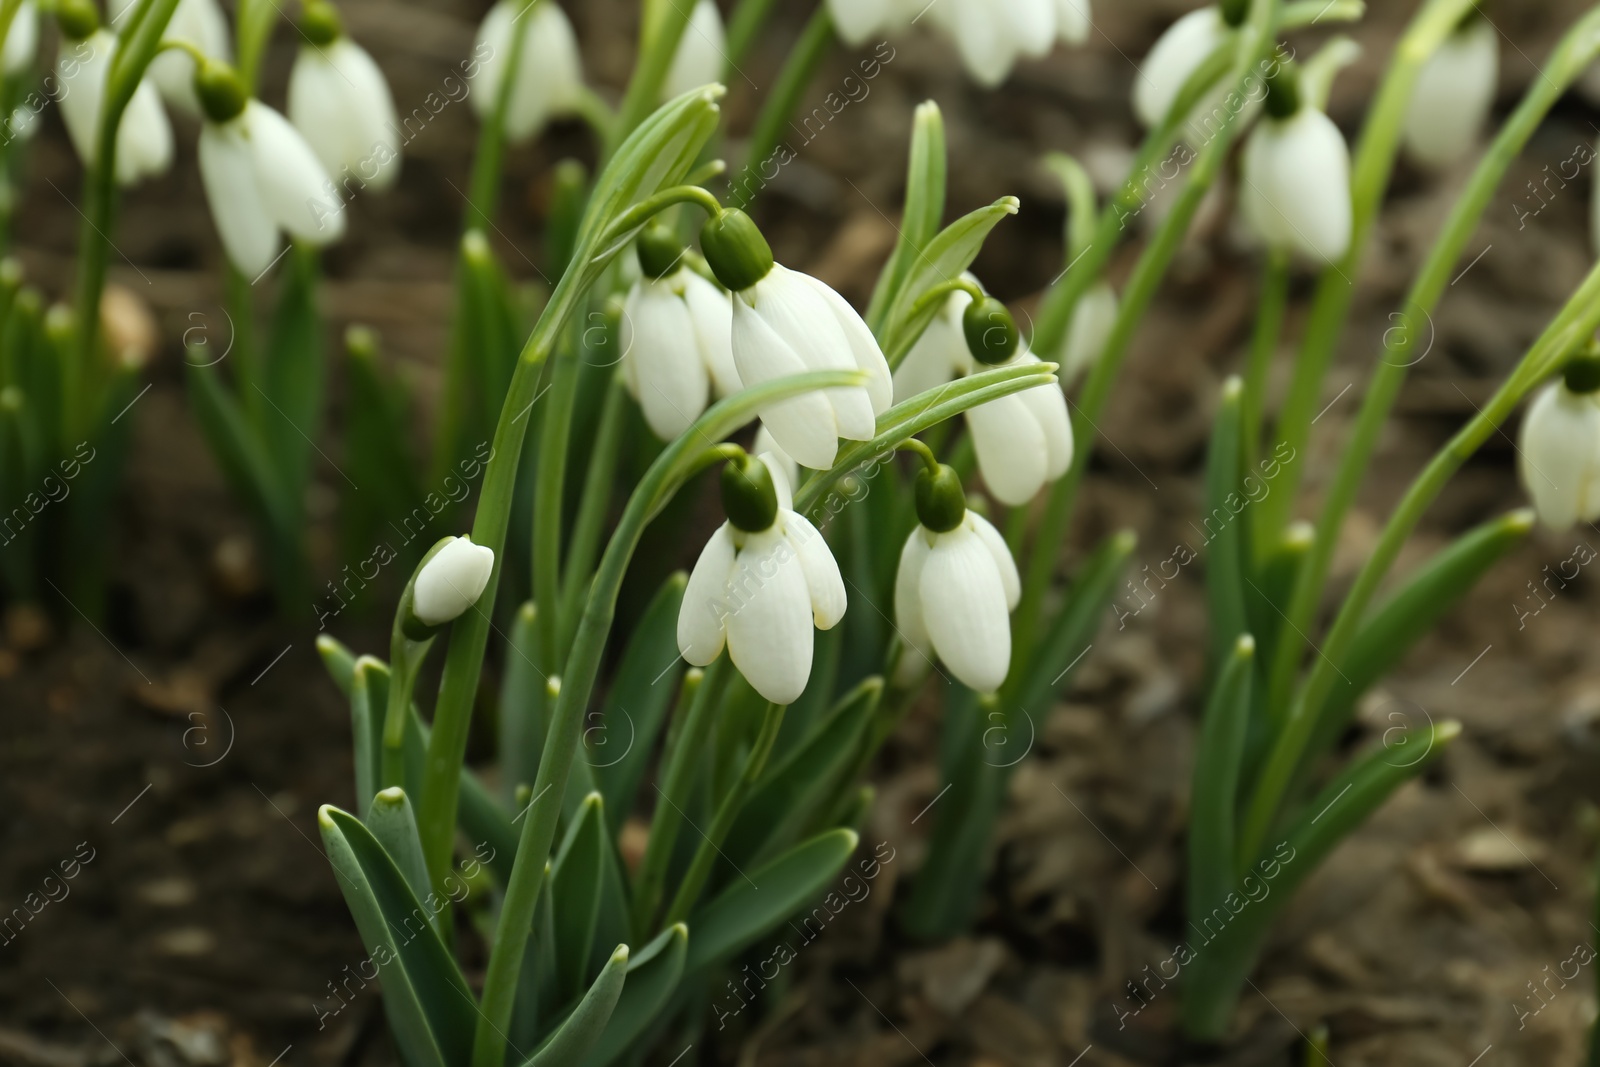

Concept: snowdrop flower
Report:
left=925, top=0, right=1058, bottom=87
left=470, top=0, right=584, bottom=143
left=1133, top=2, right=1243, bottom=130
left=3, top=1, right=38, bottom=77
left=662, top=0, right=725, bottom=100
left=108, top=0, right=228, bottom=112
left=894, top=462, right=1020, bottom=693
left=410, top=535, right=496, bottom=629
left=1239, top=63, right=1352, bottom=263
left=619, top=225, right=739, bottom=440
left=1517, top=359, right=1600, bottom=531
left=1402, top=15, right=1496, bottom=169
left=699, top=209, right=893, bottom=471
left=1057, top=282, right=1118, bottom=387
left=288, top=3, right=400, bottom=192
left=678, top=451, right=846, bottom=704
left=893, top=281, right=1072, bottom=506
left=54, top=6, right=173, bottom=188
left=1056, top=0, right=1091, bottom=45
left=826, top=0, right=913, bottom=47
left=193, top=59, right=346, bottom=277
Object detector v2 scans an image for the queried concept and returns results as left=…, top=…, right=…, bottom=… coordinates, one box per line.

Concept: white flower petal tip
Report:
left=412, top=536, right=495, bottom=627
left=676, top=508, right=846, bottom=705
left=1518, top=379, right=1600, bottom=531
left=895, top=512, right=1019, bottom=694
left=1241, top=106, right=1353, bottom=264
left=928, top=0, right=1060, bottom=86
left=621, top=269, right=734, bottom=440
left=289, top=36, right=402, bottom=194
left=1402, top=18, right=1497, bottom=170
left=199, top=100, right=342, bottom=276
left=470, top=0, right=584, bottom=143
left=662, top=0, right=726, bottom=101
left=1133, top=7, right=1230, bottom=129
left=57, top=31, right=174, bottom=187
left=729, top=266, right=887, bottom=470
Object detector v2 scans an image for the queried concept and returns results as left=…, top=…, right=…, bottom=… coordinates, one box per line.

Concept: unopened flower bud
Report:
left=700, top=209, right=774, bottom=292
left=721, top=452, right=779, bottom=533
left=409, top=535, right=495, bottom=632
left=962, top=295, right=1019, bottom=367
left=913, top=463, right=966, bottom=534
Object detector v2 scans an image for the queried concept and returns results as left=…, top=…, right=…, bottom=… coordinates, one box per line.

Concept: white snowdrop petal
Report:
left=921, top=526, right=1013, bottom=693
left=1241, top=107, right=1352, bottom=263
left=469, top=1, right=514, bottom=122
left=1519, top=382, right=1600, bottom=531
left=966, top=392, right=1048, bottom=506
left=724, top=529, right=815, bottom=704
left=754, top=426, right=800, bottom=493
left=732, top=294, right=841, bottom=469
left=799, top=272, right=894, bottom=415
left=827, top=0, right=892, bottom=46
left=892, top=330, right=958, bottom=404
left=1056, top=0, right=1090, bottom=44
left=966, top=512, right=1022, bottom=609
left=1059, top=282, right=1117, bottom=386
left=57, top=34, right=113, bottom=169
left=680, top=269, right=740, bottom=396
left=244, top=101, right=345, bottom=244
left=662, top=0, right=725, bottom=100
left=413, top=536, right=496, bottom=626
left=1004, top=0, right=1058, bottom=60
left=1403, top=18, right=1497, bottom=169
left=503, top=1, right=584, bottom=141
left=1133, top=7, right=1228, bottom=129
left=783, top=510, right=846, bottom=629
left=117, top=78, right=173, bottom=185
left=623, top=279, right=710, bottom=440
left=678, top=523, right=735, bottom=665
left=892, top=528, right=937, bottom=686
left=200, top=120, right=281, bottom=277
left=3, top=1, right=38, bottom=77
left=1014, top=361, right=1074, bottom=480
left=759, top=453, right=795, bottom=514
left=942, top=0, right=1014, bottom=88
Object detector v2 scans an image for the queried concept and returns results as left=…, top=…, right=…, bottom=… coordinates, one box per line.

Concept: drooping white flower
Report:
left=288, top=13, right=401, bottom=192
left=662, top=0, right=725, bottom=100
left=1518, top=373, right=1600, bottom=531
left=1133, top=6, right=1230, bottom=130
left=678, top=453, right=845, bottom=705
left=826, top=0, right=912, bottom=47
left=1240, top=94, right=1353, bottom=263
left=3, top=1, right=38, bottom=77
left=893, top=466, right=1021, bottom=693
left=109, top=0, right=229, bottom=112
left=413, top=535, right=496, bottom=626
left=1056, top=0, right=1091, bottom=44
left=700, top=209, right=892, bottom=471
left=1057, top=281, right=1118, bottom=387
left=469, top=0, right=584, bottom=143
left=57, top=30, right=173, bottom=187
left=620, top=258, right=739, bottom=440
left=893, top=283, right=1073, bottom=506
left=1402, top=16, right=1497, bottom=169
left=196, top=66, right=345, bottom=276
left=927, top=0, right=1057, bottom=88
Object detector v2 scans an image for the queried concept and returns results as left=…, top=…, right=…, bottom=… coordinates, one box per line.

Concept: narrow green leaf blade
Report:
left=581, top=924, right=687, bottom=1067
left=523, top=945, right=629, bottom=1067
left=883, top=197, right=1021, bottom=367
left=366, top=787, right=433, bottom=917
left=1188, top=636, right=1255, bottom=917
left=1205, top=377, right=1249, bottom=669
left=550, top=793, right=608, bottom=1000
left=686, top=829, right=858, bottom=973
left=867, top=100, right=947, bottom=333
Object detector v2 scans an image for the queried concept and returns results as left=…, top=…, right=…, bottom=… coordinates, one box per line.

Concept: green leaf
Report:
left=724, top=678, right=880, bottom=868
left=522, top=945, right=630, bottom=1067
left=366, top=788, right=433, bottom=921
left=1012, top=529, right=1136, bottom=715
left=867, top=100, right=947, bottom=334
left=549, top=793, right=607, bottom=1001
left=318, top=805, right=477, bottom=1067
left=342, top=327, right=422, bottom=564
left=262, top=243, right=324, bottom=498
left=1303, top=509, right=1533, bottom=772
left=581, top=924, right=687, bottom=1067
left=186, top=359, right=296, bottom=551
left=1205, top=377, right=1249, bottom=669
left=794, top=360, right=1058, bottom=517
left=593, top=572, right=687, bottom=833
left=316, top=634, right=358, bottom=694
left=882, top=196, right=1020, bottom=367
left=686, top=828, right=858, bottom=974
left=1188, top=636, right=1254, bottom=917
left=500, top=601, right=547, bottom=807
left=349, top=659, right=383, bottom=819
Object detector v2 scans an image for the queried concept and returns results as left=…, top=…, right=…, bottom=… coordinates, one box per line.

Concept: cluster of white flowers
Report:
left=828, top=0, right=1090, bottom=87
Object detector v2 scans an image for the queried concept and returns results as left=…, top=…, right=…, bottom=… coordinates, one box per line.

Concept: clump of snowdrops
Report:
left=9, top=0, right=1600, bottom=1057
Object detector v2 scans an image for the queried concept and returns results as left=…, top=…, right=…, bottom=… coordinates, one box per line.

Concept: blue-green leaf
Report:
left=522, top=945, right=630, bottom=1067
left=582, top=924, right=688, bottom=1067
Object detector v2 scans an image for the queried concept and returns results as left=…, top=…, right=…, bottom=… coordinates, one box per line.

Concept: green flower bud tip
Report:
left=721, top=451, right=779, bottom=533
left=1263, top=55, right=1302, bottom=120
left=962, top=295, right=1019, bottom=366
left=914, top=464, right=967, bottom=534
left=194, top=60, right=249, bottom=124
left=636, top=223, right=685, bottom=279
left=1563, top=354, right=1600, bottom=395
left=299, top=0, right=343, bottom=45
left=700, top=209, right=773, bottom=292
left=56, top=0, right=99, bottom=41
